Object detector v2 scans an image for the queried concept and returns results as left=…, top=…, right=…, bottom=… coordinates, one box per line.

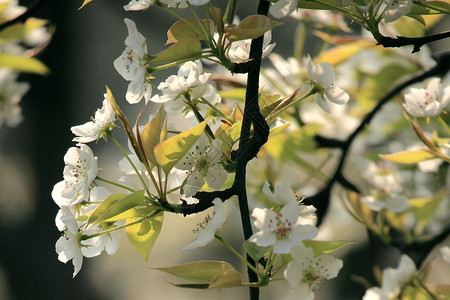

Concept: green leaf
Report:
left=0, top=53, right=49, bottom=75
left=297, top=0, right=342, bottom=10
left=101, top=206, right=155, bottom=223
left=209, top=6, right=224, bottom=35
left=0, top=18, right=48, bottom=43
left=259, top=94, right=281, bottom=118
left=408, top=195, right=444, bottom=223
left=379, top=150, right=436, bottom=164
left=86, top=190, right=146, bottom=227
left=409, top=1, right=450, bottom=15
left=302, top=240, right=353, bottom=256
left=349, top=0, right=366, bottom=5
left=154, top=120, right=208, bottom=174
left=218, top=88, right=246, bottom=101
left=140, top=106, right=166, bottom=166
left=402, top=284, right=434, bottom=300
left=106, top=86, right=147, bottom=164
left=155, top=261, right=243, bottom=288
left=225, top=15, right=279, bottom=42
left=167, top=18, right=212, bottom=44
left=244, top=240, right=271, bottom=263
left=150, top=39, right=202, bottom=64
left=126, top=212, right=164, bottom=261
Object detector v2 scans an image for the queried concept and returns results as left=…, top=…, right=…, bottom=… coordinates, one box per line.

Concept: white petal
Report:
left=314, top=254, right=343, bottom=279
left=182, top=171, right=205, bottom=197
left=283, top=261, right=303, bottom=288
left=315, top=93, right=331, bottom=113
left=324, top=86, right=349, bottom=105
left=269, top=0, right=297, bottom=19
left=313, top=62, right=335, bottom=88
left=248, top=231, right=276, bottom=247
left=126, top=68, right=146, bottom=104
left=205, top=164, right=227, bottom=189
left=262, top=181, right=276, bottom=203
left=124, top=0, right=154, bottom=11
left=440, top=246, right=450, bottom=263
left=292, top=283, right=315, bottom=300
left=210, top=198, right=226, bottom=229
left=291, top=224, right=318, bottom=242
left=274, top=182, right=296, bottom=205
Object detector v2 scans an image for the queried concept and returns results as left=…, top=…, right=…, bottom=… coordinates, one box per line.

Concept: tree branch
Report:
left=376, top=30, right=450, bottom=53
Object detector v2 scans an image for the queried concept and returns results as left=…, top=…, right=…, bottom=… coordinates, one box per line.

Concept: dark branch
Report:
left=376, top=30, right=450, bottom=53
left=232, top=59, right=260, bottom=74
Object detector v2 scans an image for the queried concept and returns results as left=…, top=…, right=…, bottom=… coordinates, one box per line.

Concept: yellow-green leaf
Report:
left=259, top=93, right=281, bottom=118
left=302, top=240, right=353, bottom=256
left=218, top=88, right=246, bottom=101
left=150, top=39, right=202, bottom=64
left=409, top=1, right=450, bottom=15
left=0, top=53, right=48, bottom=75
left=86, top=191, right=146, bottom=227
left=208, top=270, right=243, bottom=288
left=126, top=212, right=164, bottom=261
left=209, top=6, right=224, bottom=35
left=225, top=15, right=279, bottom=42
left=167, top=18, right=212, bottom=44
left=140, top=106, right=166, bottom=165
left=0, top=18, right=48, bottom=43
left=79, top=0, right=94, bottom=9
left=154, top=120, right=208, bottom=174
left=155, top=261, right=242, bottom=286
left=379, top=150, right=436, bottom=164
left=297, top=0, right=342, bottom=10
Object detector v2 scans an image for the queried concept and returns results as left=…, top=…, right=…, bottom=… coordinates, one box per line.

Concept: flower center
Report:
left=193, top=214, right=212, bottom=233
left=268, top=212, right=292, bottom=239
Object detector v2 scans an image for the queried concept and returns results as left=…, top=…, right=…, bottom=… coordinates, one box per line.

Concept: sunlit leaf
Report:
left=402, top=284, right=434, bottom=300
left=408, top=194, right=444, bottom=223
left=225, top=15, right=279, bottom=42
left=379, top=150, right=436, bottom=164
left=297, top=0, right=342, bottom=10
left=79, top=0, right=94, bottom=9
left=126, top=212, right=164, bottom=261
left=167, top=18, right=213, bottom=44
left=0, top=53, right=49, bottom=74
left=0, top=18, right=48, bottom=43
left=218, top=88, right=246, bottom=101
left=154, top=120, right=207, bottom=174
left=208, top=270, right=243, bottom=288
left=315, top=39, right=376, bottom=67
left=259, top=93, right=281, bottom=118
left=302, top=240, right=353, bottom=256
left=150, top=39, right=202, bottom=64
left=140, top=106, right=166, bottom=165
left=155, top=261, right=242, bottom=286
left=244, top=240, right=271, bottom=263
left=409, top=1, right=450, bottom=15
left=86, top=191, right=146, bottom=227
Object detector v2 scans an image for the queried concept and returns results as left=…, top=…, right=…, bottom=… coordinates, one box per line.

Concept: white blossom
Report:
left=124, top=0, right=155, bottom=11
left=361, top=161, right=408, bottom=213
left=306, top=55, right=349, bottom=113
left=0, top=69, right=29, bottom=128
left=59, top=144, right=98, bottom=205
left=363, top=255, right=416, bottom=300
left=150, top=60, right=217, bottom=113
left=176, top=136, right=227, bottom=197
left=227, top=31, right=276, bottom=62
left=290, top=9, right=350, bottom=32
left=441, top=246, right=450, bottom=263
left=383, top=0, right=412, bottom=23
left=183, top=198, right=226, bottom=250
left=114, top=18, right=152, bottom=104
left=284, top=243, right=343, bottom=300
left=71, top=93, right=115, bottom=143
left=403, top=78, right=450, bottom=118
left=249, top=201, right=318, bottom=254
left=269, top=0, right=297, bottom=19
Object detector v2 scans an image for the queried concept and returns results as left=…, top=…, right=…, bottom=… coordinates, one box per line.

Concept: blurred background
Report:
left=0, top=0, right=449, bottom=299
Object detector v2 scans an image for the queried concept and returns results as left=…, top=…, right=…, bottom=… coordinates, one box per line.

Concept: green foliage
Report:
left=409, top=1, right=450, bottom=15
left=139, top=106, right=166, bottom=166
left=86, top=190, right=146, bottom=228
left=244, top=240, right=271, bottom=263
left=167, top=18, right=213, bottom=44
left=126, top=212, right=164, bottom=262
left=379, top=150, right=436, bottom=164
left=154, top=120, right=208, bottom=174
left=155, top=261, right=244, bottom=288
left=0, top=53, right=49, bottom=75
left=0, top=18, right=47, bottom=43
left=225, top=15, right=279, bottom=42
left=302, top=240, right=353, bottom=256
left=297, top=0, right=342, bottom=10
left=150, top=39, right=202, bottom=64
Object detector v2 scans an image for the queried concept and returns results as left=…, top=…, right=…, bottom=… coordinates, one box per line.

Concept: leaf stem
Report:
left=96, top=176, right=135, bottom=193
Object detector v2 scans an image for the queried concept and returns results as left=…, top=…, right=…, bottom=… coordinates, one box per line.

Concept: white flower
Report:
left=55, top=206, right=104, bottom=277
left=227, top=31, right=276, bottom=62
left=151, top=60, right=209, bottom=106
left=71, top=93, right=115, bottom=143
left=183, top=198, right=226, bottom=249
left=262, top=181, right=316, bottom=218
left=306, top=55, right=349, bottom=113
left=291, top=9, right=350, bottom=32
left=60, top=144, right=98, bottom=204
left=269, top=0, right=297, bottom=19
left=441, top=246, right=450, bottom=263
left=403, top=78, right=450, bottom=118
left=383, top=0, right=412, bottom=23
left=284, top=243, right=343, bottom=300
left=249, top=201, right=318, bottom=254
left=361, top=161, right=408, bottom=213
left=0, top=69, right=29, bottom=128
left=363, top=255, right=416, bottom=300
left=124, top=0, right=155, bottom=11
left=177, top=136, right=227, bottom=197
left=113, top=18, right=152, bottom=104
